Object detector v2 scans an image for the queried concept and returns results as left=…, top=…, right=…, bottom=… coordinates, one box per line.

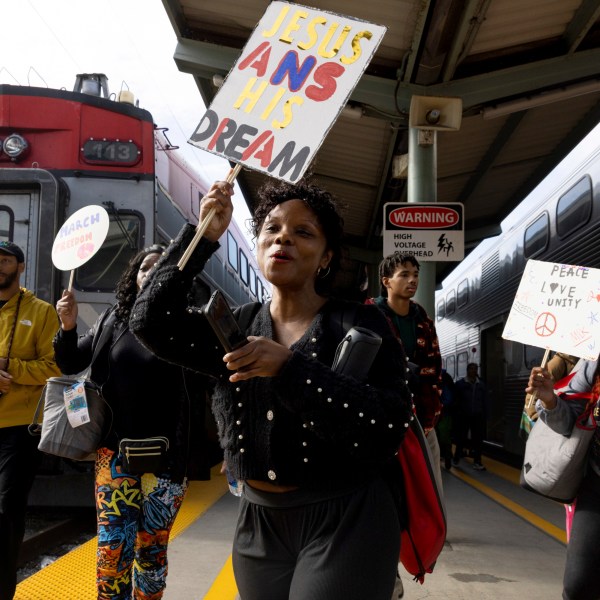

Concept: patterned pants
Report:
left=95, top=447, right=187, bottom=600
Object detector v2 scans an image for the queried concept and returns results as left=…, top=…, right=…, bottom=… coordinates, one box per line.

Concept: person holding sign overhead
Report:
left=130, top=178, right=413, bottom=600
left=0, top=241, right=60, bottom=600
left=54, top=245, right=211, bottom=600
left=526, top=359, right=599, bottom=600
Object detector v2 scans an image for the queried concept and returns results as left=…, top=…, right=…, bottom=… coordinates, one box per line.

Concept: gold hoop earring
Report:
left=317, top=266, right=331, bottom=279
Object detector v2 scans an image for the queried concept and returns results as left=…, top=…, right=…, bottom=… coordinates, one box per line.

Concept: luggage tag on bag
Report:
left=63, top=381, right=91, bottom=427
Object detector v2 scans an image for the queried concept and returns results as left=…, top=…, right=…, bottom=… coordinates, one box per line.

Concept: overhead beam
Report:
left=563, top=0, right=600, bottom=53
left=457, top=111, right=526, bottom=205
left=401, top=0, right=433, bottom=82
left=441, top=0, right=491, bottom=82
left=505, top=100, right=600, bottom=219
left=173, top=38, right=600, bottom=121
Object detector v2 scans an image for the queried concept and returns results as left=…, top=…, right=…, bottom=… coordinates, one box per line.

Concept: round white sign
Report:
left=51, top=205, right=110, bottom=271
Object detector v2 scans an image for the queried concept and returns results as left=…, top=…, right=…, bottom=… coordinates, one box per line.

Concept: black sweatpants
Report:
left=0, top=426, right=41, bottom=600
left=563, top=469, right=600, bottom=600
left=232, top=477, right=401, bottom=600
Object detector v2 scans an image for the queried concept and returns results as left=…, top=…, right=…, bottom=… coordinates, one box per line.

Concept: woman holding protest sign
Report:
left=130, top=177, right=414, bottom=600
left=526, top=359, right=600, bottom=600
left=54, top=244, right=210, bottom=600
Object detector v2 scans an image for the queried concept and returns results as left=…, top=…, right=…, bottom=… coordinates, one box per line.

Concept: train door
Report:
left=481, top=320, right=506, bottom=447
left=0, top=187, right=47, bottom=298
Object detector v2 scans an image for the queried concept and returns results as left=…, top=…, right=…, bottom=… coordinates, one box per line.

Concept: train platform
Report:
left=15, top=456, right=568, bottom=599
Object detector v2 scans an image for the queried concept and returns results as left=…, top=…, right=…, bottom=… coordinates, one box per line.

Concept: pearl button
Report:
left=268, top=470, right=276, bottom=480
left=267, top=410, right=274, bottom=420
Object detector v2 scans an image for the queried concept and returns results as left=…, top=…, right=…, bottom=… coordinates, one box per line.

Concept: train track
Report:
left=17, top=507, right=96, bottom=582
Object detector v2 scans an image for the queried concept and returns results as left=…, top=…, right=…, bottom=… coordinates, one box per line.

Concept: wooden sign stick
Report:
left=177, top=164, right=242, bottom=271
left=526, top=347, right=551, bottom=409
left=68, top=270, right=75, bottom=292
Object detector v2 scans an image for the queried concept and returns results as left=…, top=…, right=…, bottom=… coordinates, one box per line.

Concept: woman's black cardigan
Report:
left=130, top=224, right=414, bottom=490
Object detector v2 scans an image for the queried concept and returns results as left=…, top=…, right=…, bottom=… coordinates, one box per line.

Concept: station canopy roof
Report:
left=160, top=0, right=600, bottom=296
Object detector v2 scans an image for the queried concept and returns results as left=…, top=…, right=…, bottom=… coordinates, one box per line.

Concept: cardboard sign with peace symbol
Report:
left=502, top=259, right=600, bottom=360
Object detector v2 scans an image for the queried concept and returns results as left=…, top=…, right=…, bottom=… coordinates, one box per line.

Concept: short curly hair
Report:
left=114, top=244, right=166, bottom=322
left=378, top=252, right=420, bottom=297
left=251, top=179, right=345, bottom=295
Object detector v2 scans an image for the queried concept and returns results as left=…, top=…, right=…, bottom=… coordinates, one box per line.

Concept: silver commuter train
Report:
left=435, top=123, right=600, bottom=457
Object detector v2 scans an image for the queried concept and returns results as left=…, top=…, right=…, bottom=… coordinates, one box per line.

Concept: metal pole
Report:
left=407, top=127, right=436, bottom=316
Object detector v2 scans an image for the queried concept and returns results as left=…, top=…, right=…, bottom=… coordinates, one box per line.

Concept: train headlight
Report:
left=3, top=134, right=29, bottom=159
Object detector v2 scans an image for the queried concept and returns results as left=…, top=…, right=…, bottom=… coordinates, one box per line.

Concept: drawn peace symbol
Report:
left=535, top=312, right=557, bottom=337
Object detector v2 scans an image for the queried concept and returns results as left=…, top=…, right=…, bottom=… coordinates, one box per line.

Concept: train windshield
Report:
left=75, top=213, right=141, bottom=292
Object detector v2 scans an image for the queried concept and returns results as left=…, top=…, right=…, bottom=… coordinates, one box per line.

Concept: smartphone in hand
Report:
left=202, top=290, right=248, bottom=352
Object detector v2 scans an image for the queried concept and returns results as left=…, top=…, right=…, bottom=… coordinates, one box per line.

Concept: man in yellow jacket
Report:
left=0, top=241, right=60, bottom=600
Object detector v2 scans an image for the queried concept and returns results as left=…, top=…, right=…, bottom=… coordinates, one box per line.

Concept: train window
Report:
left=0, top=208, right=12, bottom=239
left=76, top=213, right=141, bottom=291
left=524, top=344, right=546, bottom=370
left=556, top=176, right=592, bottom=239
left=239, top=250, right=249, bottom=285
left=436, top=299, right=445, bottom=321
left=457, top=279, right=469, bottom=308
left=524, top=213, right=549, bottom=258
left=445, top=355, right=456, bottom=380
left=249, top=265, right=257, bottom=296
left=227, top=231, right=238, bottom=271
left=457, top=352, right=468, bottom=378
left=446, top=290, right=456, bottom=315
left=503, top=340, right=523, bottom=376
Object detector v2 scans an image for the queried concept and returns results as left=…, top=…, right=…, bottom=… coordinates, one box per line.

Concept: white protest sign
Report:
left=502, top=259, right=600, bottom=360
left=51, top=205, right=110, bottom=271
left=188, top=1, right=386, bottom=183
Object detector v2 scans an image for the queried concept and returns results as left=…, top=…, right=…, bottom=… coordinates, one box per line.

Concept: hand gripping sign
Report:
left=181, top=2, right=387, bottom=269
left=51, top=205, right=110, bottom=290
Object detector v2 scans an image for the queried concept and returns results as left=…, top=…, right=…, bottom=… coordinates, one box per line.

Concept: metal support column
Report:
left=407, top=127, right=436, bottom=316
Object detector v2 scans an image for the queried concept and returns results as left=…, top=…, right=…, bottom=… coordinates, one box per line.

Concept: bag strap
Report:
left=29, top=306, right=117, bottom=436
left=4, top=290, right=23, bottom=370
left=235, top=301, right=262, bottom=333
left=331, top=302, right=359, bottom=339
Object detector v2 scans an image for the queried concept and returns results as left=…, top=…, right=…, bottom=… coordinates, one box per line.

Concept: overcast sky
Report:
left=1, top=0, right=253, bottom=237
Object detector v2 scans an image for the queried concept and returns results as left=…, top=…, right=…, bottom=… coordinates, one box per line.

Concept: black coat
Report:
left=130, top=224, right=414, bottom=489
left=53, top=307, right=211, bottom=482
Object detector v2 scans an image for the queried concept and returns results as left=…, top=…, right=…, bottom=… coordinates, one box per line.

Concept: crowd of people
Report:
left=0, top=176, right=596, bottom=600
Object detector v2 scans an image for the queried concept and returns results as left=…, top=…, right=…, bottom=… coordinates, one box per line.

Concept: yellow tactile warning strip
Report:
left=203, top=555, right=238, bottom=600
left=451, top=457, right=568, bottom=545
left=15, top=464, right=228, bottom=600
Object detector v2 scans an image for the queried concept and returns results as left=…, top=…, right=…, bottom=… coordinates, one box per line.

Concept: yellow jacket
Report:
left=0, top=288, right=61, bottom=427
